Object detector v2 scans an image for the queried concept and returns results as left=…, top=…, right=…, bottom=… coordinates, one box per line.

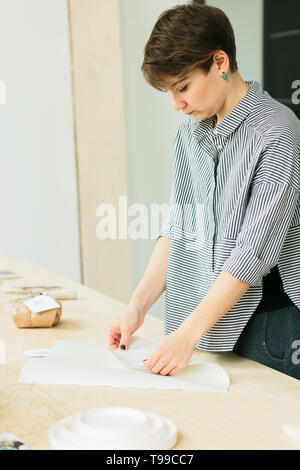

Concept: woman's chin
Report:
left=191, top=111, right=204, bottom=120
left=194, top=111, right=215, bottom=121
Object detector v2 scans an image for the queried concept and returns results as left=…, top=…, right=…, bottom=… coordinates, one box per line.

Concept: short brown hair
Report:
left=141, top=1, right=238, bottom=92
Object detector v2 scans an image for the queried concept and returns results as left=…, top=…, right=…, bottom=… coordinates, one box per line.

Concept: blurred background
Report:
left=0, top=0, right=299, bottom=319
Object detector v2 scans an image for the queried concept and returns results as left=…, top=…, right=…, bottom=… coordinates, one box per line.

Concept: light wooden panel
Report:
left=67, top=0, right=132, bottom=302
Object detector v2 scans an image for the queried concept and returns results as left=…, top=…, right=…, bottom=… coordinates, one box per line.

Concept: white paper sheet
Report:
left=19, top=336, right=230, bottom=392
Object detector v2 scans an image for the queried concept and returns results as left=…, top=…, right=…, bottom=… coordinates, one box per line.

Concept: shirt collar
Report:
left=192, top=80, right=262, bottom=140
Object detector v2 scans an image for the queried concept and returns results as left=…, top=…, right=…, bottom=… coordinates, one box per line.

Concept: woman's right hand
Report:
left=106, top=303, right=145, bottom=351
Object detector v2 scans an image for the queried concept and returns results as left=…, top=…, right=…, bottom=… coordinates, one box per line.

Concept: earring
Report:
left=222, top=71, right=228, bottom=80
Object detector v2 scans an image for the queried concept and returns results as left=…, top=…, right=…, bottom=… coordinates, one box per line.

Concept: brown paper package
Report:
left=10, top=299, right=62, bottom=328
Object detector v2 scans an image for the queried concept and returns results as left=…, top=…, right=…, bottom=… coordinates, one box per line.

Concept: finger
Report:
left=107, top=330, right=119, bottom=343
left=168, top=366, right=182, bottom=376
left=159, top=363, right=176, bottom=376
left=108, top=341, right=119, bottom=351
left=119, top=329, right=130, bottom=350
left=144, top=351, right=159, bottom=370
left=106, top=330, right=120, bottom=350
left=151, top=357, right=169, bottom=374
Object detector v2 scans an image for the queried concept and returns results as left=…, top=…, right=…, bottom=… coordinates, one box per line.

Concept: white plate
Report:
left=48, top=406, right=178, bottom=450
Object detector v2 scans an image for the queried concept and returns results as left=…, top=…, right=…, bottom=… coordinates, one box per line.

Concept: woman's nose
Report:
left=170, top=91, right=185, bottom=111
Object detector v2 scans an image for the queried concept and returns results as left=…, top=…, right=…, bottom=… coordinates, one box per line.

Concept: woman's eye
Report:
left=179, top=84, right=188, bottom=93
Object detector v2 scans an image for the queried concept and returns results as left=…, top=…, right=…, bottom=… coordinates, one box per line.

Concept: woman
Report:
left=106, top=2, right=300, bottom=379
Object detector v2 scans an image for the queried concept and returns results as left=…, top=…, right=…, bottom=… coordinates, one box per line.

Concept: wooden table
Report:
left=0, top=256, right=299, bottom=450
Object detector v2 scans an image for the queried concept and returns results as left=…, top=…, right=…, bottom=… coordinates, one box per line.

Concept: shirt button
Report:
left=213, top=129, right=218, bottom=135
left=217, top=144, right=223, bottom=150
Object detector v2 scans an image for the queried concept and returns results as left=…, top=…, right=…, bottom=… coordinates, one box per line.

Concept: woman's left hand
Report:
left=143, top=327, right=197, bottom=376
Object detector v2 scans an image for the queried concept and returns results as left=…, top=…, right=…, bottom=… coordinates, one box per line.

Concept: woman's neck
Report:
left=214, top=73, right=251, bottom=127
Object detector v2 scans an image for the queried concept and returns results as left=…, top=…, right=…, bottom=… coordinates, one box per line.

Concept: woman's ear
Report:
left=213, top=51, right=229, bottom=74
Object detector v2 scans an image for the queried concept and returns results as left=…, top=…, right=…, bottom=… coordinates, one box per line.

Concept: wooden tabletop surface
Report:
left=0, top=256, right=299, bottom=450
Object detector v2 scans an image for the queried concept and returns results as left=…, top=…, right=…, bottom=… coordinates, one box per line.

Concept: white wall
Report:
left=0, top=0, right=81, bottom=281
left=120, top=0, right=263, bottom=319
left=207, top=0, right=263, bottom=83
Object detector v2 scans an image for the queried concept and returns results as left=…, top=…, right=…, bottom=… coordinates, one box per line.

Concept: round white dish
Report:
left=48, top=406, right=178, bottom=450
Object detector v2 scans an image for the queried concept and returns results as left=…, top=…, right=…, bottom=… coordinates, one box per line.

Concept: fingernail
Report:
left=120, top=344, right=126, bottom=350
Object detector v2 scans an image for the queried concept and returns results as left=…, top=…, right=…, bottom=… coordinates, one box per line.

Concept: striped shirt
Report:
left=158, top=80, right=300, bottom=351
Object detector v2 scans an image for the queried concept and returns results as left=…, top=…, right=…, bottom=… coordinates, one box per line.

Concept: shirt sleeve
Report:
left=222, top=130, right=300, bottom=286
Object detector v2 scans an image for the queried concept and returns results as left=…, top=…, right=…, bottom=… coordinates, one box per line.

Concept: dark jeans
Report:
left=233, top=305, right=300, bottom=380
